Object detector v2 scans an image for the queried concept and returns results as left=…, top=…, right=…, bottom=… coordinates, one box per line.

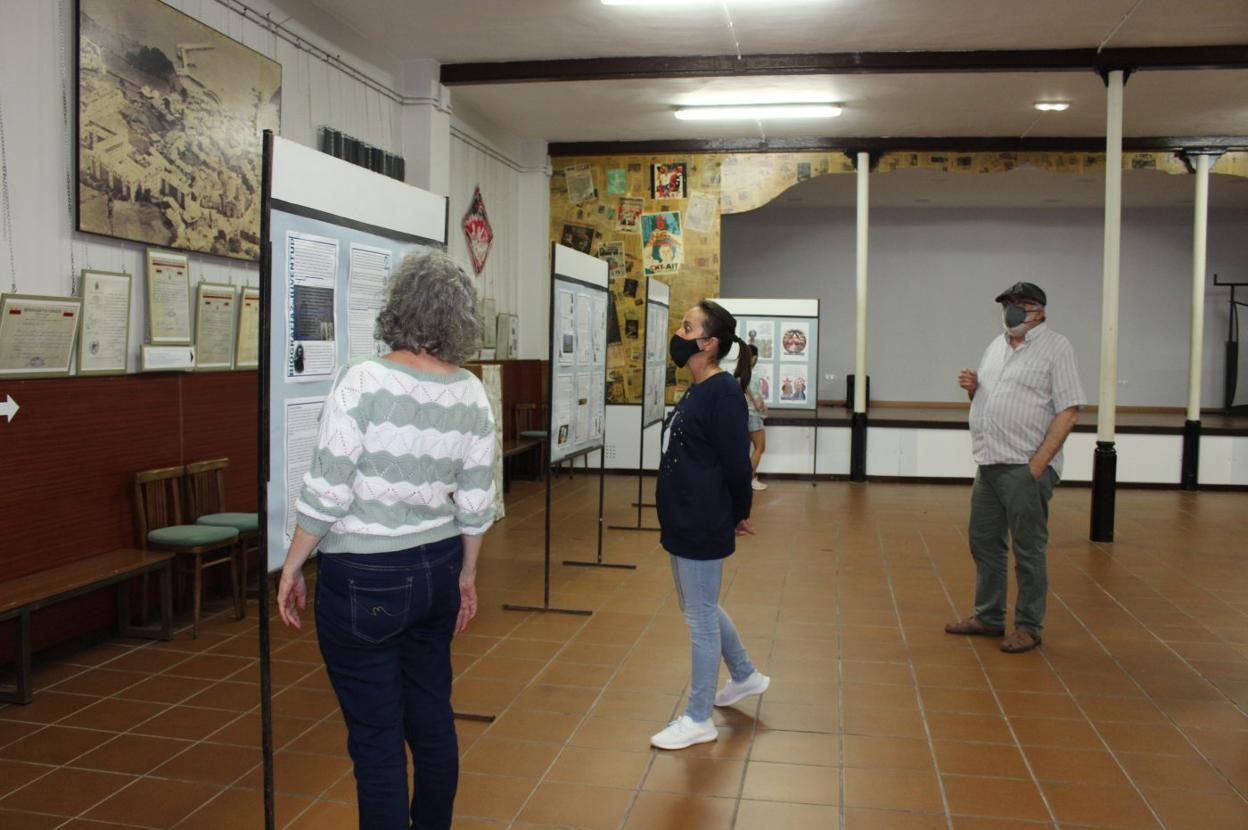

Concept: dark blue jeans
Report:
left=315, top=537, right=463, bottom=830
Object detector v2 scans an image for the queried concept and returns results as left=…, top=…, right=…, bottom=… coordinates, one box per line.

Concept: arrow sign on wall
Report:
left=0, top=395, right=19, bottom=423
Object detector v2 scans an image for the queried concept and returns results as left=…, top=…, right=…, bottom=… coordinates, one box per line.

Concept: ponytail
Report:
left=733, top=335, right=753, bottom=393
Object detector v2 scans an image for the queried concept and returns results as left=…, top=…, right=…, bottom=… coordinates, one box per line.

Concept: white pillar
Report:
left=1097, top=70, right=1124, bottom=441
left=516, top=139, right=552, bottom=359
left=399, top=59, right=452, bottom=196
left=1187, top=153, right=1213, bottom=420
left=854, top=152, right=869, bottom=414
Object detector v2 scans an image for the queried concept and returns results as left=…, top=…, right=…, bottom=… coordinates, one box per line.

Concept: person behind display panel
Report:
left=743, top=344, right=769, bottom=491
left=277, top=250, right=496, bottom=830
left=650, top=299, right=771, bottom=751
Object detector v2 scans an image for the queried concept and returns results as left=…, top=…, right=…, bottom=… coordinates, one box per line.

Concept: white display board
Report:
left=642, top=278, right=670, bottom=428
left=263, top=134, right=449, bottom=570
left=718, top=297, right=820, bottom=412
left=549, top=243, right=609, bottom=464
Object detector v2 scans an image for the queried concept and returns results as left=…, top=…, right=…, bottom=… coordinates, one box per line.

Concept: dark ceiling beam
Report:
left=442, top=46, right=1248, bottom=85
left=547, top=136, right=1248, bottom=157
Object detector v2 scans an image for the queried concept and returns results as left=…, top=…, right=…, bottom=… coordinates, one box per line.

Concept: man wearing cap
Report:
left=945, top=282, right=1085, bottom=653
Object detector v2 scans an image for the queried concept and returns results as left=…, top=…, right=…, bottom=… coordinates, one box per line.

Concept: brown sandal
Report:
left=1000, top=629, right=1042, bottom=653
left=944, top=616, right=1005, bottom=637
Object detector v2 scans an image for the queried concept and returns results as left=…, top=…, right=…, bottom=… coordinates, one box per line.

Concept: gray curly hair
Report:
left=375, top=250, right=482, bottom=363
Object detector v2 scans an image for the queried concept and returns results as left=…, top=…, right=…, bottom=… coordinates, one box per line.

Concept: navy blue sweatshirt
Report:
left=656, top=371, right=754, bottom=560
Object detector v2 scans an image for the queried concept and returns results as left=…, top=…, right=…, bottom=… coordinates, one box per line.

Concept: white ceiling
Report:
left=756, top=166, right=1248, bottom=210
left=290, top=0, right=1248, bottom=144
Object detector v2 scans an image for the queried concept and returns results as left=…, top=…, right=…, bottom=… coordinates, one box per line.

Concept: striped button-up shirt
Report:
left=969, top=324, right=1085, bottom=477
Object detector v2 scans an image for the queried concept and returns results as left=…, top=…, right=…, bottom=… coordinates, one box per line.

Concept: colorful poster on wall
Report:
left=565, top=164, right=596, bottom=204
left=462, top=186, right=494, bottom=275
left=743, top=319, right=775, bottom=360
left=781, top=321, right=810, bottom=361
left=598, top=241, right=625, bottom=280
left=779, top=365, right=810, bottom=403
left=650, top=162, right=687, bottom=199
left=561, top=222, right=595, bottom=254
left=640, top=211, right=683, bottom=276
left=617, top=197, right=644, bottom=232
left=606, top=168, right=627, bottom=195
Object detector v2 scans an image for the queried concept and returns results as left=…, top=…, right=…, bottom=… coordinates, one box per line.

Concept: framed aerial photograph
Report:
left=77, top=0, right=282, bottom=260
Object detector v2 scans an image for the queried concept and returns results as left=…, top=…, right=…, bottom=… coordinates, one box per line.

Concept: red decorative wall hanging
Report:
left=462, top=186, right=494, bottom=275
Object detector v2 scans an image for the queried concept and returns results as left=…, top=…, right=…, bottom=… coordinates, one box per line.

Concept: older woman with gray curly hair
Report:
left=277, top=250, right=495, bottom=830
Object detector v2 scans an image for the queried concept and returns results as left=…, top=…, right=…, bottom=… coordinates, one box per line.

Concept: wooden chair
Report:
left=134, top=465, right=241, bottom=638
left=514, top=402, right=584, bottom=478
left=185, top=458, right=259, bottom=613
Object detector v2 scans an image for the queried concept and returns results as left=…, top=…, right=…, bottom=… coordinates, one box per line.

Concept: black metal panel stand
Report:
left=609, top=412, right=660, bottom=533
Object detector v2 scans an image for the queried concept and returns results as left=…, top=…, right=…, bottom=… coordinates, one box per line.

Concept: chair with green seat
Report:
left=134, top=465, right=241, bottom=638
left=514, top=401, right=583, bottom=478
left=184, top=457, right=259, bottom=614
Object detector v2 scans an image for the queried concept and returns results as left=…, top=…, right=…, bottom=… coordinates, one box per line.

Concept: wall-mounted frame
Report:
left=235, top=286, right=261, bottom=369
left=194, top=282, right=238, bottom=371
left=145, top=248, right=191, bottom=345
left=0, top=294, right=83, bottom=379
left=77, top=269, right=132, bottom=376
left=76, top=0, right=281, bottom=260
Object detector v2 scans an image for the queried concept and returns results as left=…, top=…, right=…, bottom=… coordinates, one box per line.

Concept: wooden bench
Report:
left=0, top=549, right=175, bottom=705
left=502, top=437, right=545, bottom=492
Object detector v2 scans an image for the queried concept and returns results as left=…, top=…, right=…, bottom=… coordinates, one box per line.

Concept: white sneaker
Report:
left=751, top=478, right=767, bottom=491
left=650, top=715, right=718, bottom=750
left=714, top=671, right=771, bottom=707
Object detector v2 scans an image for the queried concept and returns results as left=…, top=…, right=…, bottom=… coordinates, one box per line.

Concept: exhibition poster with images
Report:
left=737, top=315, right=818, bottom=410
left=642, top=278, right=670, bottom=427
left=650, top=162, right=687, bottom=199
left=550, top=268, right=608, bottom=464
left=285, top=230, right=338, bottom=382
left=640, top=211, right=683, bottom=276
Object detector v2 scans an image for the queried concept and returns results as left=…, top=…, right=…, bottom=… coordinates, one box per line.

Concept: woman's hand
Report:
left=735, top=518, right=755, bottom=536
left=456, top=571, right=478, bottom=634
left=277, top=568, right=307, bottom=629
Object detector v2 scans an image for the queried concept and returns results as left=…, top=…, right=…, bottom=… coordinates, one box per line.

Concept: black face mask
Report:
left=1003, top=303, right=1028, bottom=328
left=669, top=333, right=705, bottom=368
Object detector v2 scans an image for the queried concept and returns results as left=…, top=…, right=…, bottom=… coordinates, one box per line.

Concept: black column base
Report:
left=850, top=412, right=867, bottom=482
left=1090, top=441, right=1117, bottom=542
left=1181, top=419, right=1201, bottom=491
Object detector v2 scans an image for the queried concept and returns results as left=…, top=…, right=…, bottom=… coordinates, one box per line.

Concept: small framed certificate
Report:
left=78, top=269, right=132, bottom=376
left=0, top=293, right=83, bottom=378
left=235, top=286, right=260, bottom=369
left=194, top=282, right=237, bottom=371
left=145, top=248, right=192, bottom=345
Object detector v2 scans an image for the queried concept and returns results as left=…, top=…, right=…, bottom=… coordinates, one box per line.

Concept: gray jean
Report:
left=968, top=463, right=1058, bottom=634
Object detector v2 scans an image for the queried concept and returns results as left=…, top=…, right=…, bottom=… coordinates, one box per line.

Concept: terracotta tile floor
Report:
left=2, top=476, right=1247, bottom=828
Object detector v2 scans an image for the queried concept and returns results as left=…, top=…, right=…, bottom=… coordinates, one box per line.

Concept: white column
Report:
left=399, top=59, right=452, bottom=196
left=1097, top=70, right=1124, bottom=440
left=1187, top=153, right=1213, bottom=420
left=516, top=139, right=552, bottom=359
left=854, top=152, right=870, bottom=413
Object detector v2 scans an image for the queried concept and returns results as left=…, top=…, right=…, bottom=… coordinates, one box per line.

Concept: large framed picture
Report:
left=76, top=0, right=282, bottom=261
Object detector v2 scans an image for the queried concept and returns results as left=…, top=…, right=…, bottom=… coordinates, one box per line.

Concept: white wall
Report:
left=722, top=204, right=1248, bottom=407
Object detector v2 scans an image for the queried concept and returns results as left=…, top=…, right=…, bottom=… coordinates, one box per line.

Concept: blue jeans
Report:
left=315, top=538, right=463, bottom=830
left=669, top=554, right=756, bottom=722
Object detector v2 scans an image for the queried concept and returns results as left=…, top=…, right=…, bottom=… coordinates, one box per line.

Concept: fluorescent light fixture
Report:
left=675, top=103, right=843, bottom=121
left=1034, top=101, right=1070, bottom=112
left=602, top=0, right=721, bottom=5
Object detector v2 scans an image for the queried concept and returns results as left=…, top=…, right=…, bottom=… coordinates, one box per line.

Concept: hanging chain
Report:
left=0, top=88, right=16, bottom=293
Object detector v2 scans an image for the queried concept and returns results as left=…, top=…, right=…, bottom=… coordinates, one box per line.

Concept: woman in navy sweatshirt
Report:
left=650, top=300, right=771, bottom=750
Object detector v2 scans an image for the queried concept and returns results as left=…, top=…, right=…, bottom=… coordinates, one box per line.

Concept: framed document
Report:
left=0, top=293, right=83, bottom=378
left=78, top=269, right=132, bottom=376
left=235, top=286, right=261, bottom=369
left=145, top=248, right=192, bottom=344
left=194, top=282, right=237, bottom=371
